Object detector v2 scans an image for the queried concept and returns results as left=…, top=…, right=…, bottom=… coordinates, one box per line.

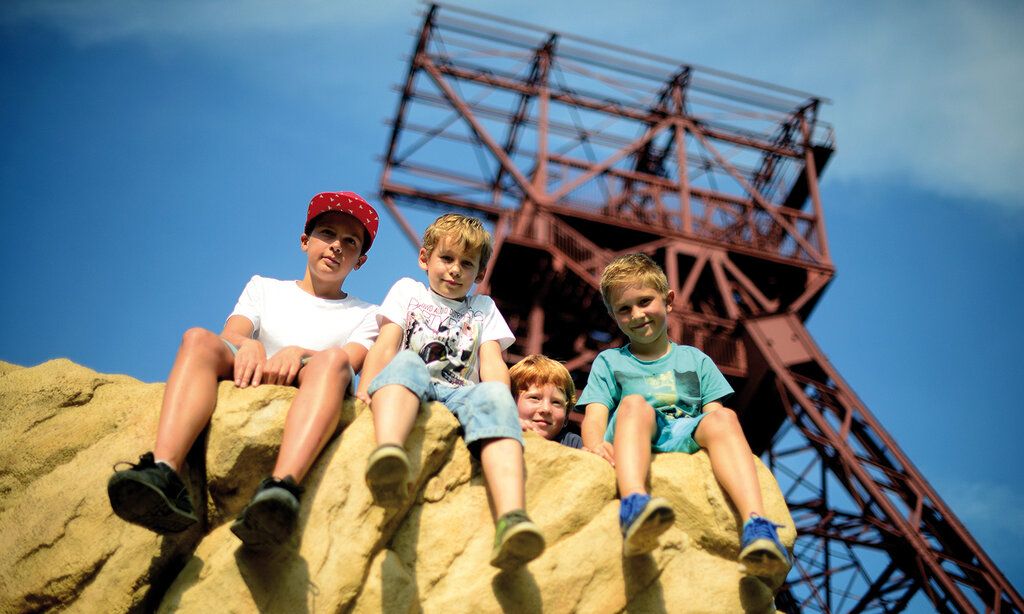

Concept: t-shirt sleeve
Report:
left=228, top=275, right=263, bottom=333
left=697, top=350, right=734, bottom=406
left=347, top=306, right=380, bottom=349
left=377, top=278, right=415, bottom=329
left=576, top=353, right=619, bottom=412
left=557, top=431, right=584, bottom=449
left=476, top=296, right=514, bottom=350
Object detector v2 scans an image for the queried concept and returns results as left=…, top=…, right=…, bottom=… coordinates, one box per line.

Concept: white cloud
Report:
left=6, top=0, right=1022, bottom=208
left=938, top=478, right=1024, bottom=540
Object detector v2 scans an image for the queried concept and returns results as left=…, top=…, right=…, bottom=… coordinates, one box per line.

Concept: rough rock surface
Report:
left=0, top=360, right=794, bottom=613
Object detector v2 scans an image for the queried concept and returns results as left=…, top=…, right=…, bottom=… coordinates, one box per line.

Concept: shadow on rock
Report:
left=623, top=553, right=667, bottom=613
left=235, top=547, right=313, bottom=613
left=493, top=566, right=542, bottom=613
left=738, top=574, right=778, bottom=614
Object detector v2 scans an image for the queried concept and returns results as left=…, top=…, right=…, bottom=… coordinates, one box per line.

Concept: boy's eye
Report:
left=461, top=260, right=475, bottom=268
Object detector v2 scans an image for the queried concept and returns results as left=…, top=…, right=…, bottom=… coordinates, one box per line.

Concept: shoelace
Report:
left=744, top=516, right=783, bottom=541
left=111, top=451, right=157, bottom=472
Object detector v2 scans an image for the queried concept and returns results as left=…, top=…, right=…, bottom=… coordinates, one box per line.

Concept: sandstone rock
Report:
left=0, top=360, right=199, bottom=613
left=0, top=360, right=795, bottom=613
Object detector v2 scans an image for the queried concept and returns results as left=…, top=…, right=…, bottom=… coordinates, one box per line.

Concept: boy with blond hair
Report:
left=510, top=354, right=582, bottom=449
left=356, top=213, right=544, bottom=570
left=578, top=253, right=790, bottom=577
left=108, top=192, right=380, bottom=550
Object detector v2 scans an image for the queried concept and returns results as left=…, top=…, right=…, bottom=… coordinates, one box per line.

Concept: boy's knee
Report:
left=180, top=327, right=220, bottom=352
left=701, top=406, right=739, bottom=434
left=618, top=395, right=655, bottom=422
left=310, top=347, right=351, bottom=373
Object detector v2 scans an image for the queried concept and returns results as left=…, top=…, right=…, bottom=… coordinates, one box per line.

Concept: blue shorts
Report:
left=604, top=406, right=710, bottom=454
left=368, top=350, right=524, bottom=447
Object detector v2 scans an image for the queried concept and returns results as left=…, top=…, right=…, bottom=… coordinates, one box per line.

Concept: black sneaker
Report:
left=230, top=476, right=304, bottom=550
left=107, top=452, right=198, bottom=534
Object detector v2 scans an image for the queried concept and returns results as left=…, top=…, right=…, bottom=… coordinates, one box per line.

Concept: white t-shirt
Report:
left=378, top=277, right=514, bottom=387
left=229, top=275, right=379, bottom=357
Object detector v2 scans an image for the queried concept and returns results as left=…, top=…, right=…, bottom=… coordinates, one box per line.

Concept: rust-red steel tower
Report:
left=378, top=5, right=1022, bottom=612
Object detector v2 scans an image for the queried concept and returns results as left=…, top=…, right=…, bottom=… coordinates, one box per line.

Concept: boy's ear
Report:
left=300, top=233, right=310, bottom=251
left=418, top=248, right=429, bottom=271
left=355, top=254, right=367, bottom=269
left=666, top=289, right=675, bottom=311
left=474, top=270, right=486, bottom=283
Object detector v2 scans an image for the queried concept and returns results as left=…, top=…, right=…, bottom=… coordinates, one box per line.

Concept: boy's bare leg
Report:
left=479, top=438, right=526, bottom=518
left=154, top=327, right=235, bottom=471
left=271, top=347, right=351, bottom=483
left=364, top=383, right=420, bottom=507
left=613, top=395, right=657, bottom=496
left=370, top=384, right=420, bottom=446
left=694, top=407, right=764, bottom=519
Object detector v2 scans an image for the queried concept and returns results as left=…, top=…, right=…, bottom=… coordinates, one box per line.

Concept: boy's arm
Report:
left=702, top=400, right=725, bottom=413
left=342, top=341, right=370, bottom=374
left=355, top=320, right=403, bottom=404
left=478, top=340, right=510, bottom=386
left=581, top=403, right=615, bottom=466
left=220, top=315, right=267, bottom=388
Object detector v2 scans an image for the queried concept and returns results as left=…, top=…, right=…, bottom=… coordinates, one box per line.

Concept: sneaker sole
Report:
left=230, top=492, right=298, bottom=550
left=623, top=498, right=675, bottom=557
left=108, top=473, right=197, bottom=534
left=365, top=447, right=411, bottom=508
left=739, top=539, right=791, bottom=579
left=490, top=522, right=546, bottom=571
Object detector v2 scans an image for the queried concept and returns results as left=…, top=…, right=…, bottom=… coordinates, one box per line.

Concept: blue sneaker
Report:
left=739, top=515, right=792, bottom=578
left=620, top=494, right=675, bottom=556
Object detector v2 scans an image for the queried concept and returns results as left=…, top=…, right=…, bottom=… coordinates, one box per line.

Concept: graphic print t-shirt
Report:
left=377, top=277, right=514, bottom=387
left=577, top=343, right=734, bottom=420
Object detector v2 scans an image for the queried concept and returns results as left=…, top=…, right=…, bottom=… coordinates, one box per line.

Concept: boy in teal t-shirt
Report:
left=578, top=253, right=791, bottom=580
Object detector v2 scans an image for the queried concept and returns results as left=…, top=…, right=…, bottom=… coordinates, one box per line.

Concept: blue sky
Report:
left=1, top=0, right=1022, bottom=606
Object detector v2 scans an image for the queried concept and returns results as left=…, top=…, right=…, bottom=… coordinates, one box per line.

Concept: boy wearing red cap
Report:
left=108, top=192, right=381, bottom=550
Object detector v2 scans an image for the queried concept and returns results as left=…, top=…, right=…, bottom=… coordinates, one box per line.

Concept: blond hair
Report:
left=509, top=354, right=577, bottom=406
left=421, top=213, right=494, bottom=271
left=599, top=253, right=670, bottom=311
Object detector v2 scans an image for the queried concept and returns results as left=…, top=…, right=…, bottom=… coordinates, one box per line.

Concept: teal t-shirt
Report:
left=577, top=343, right=734, bottom=420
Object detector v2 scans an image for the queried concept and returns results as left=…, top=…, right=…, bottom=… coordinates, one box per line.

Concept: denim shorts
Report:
left=604, top=405, right=709, bottom=454
left=368, top=350, right=524, bottom=447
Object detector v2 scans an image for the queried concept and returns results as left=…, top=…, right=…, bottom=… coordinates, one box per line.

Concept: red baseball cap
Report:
left=305, top=191, right=380, bottom=254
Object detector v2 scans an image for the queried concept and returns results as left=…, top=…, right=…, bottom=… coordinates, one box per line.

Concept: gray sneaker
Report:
left=230, top=476, right=304, bottom=550
left=490, top=510, right=546, bottom=571
left=107, top=452, right=198, bottom=533
left=365, top=444, right=412, bottom=508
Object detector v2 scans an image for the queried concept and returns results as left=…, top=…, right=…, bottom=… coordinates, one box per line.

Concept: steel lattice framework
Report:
left=377, top=4, right=1022, bottom=612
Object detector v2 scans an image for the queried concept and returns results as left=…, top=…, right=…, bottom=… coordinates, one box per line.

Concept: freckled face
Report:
left=517, top=383, right=568, bottom=440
